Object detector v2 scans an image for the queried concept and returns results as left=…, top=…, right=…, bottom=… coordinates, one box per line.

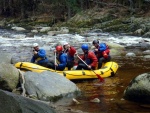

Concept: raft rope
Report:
left=109, top=62, right=115, bottom=77
left=19, top=62, right=23, bottom=69
left=18, top=69, right=26, bottom=96
left=110, top=67, right=115, bottom=77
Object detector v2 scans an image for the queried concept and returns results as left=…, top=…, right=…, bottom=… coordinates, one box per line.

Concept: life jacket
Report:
left=98, top=43, right=108, bottom=51
left=84, top=53, right=91, bottom=65
left=33, top=52, right=45, bottom=62
left=96, top=43, right=110, bottom=58
left=68, top=46, right=76, bottom=56
left=31, top=49, right=48, bottom=65
left=57, top=52, right=67, bottom=68
left=83, top=51, right=96, bottom=65
left=64, top=46, right=76, bottom=62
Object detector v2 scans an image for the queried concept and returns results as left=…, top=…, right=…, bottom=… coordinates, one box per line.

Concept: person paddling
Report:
left=47, top=45, right=67, bottom=71
left=76, top=44, right=98, bottom=70
left=31, top=43, right=48, bottom=67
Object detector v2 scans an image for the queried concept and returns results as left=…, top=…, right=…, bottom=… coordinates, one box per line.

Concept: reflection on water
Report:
left=69, top=57, right=150, bottom=113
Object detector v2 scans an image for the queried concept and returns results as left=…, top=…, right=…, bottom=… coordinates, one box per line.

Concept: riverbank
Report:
left=0, top=5, right=150, bottom=38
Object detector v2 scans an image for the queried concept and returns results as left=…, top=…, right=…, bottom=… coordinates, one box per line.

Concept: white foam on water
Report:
left=0, top=29, right=149, bottom=48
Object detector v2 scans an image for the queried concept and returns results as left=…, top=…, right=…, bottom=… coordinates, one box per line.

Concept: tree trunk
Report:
left=80, top=0, right=84, bottom=10
left=67, top=5, right=71, bottom=20
left=20, top=0, right=26, bottom=18
left=8, top=0, right=14, bottom=16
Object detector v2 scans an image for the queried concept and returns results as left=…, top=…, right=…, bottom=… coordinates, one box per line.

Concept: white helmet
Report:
left=33, top=43, right=39, bottom=47
left=63, top=42, right=68, bottom=46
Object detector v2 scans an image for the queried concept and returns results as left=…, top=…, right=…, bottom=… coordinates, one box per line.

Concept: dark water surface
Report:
left=67, top=57, right=150, bottom=113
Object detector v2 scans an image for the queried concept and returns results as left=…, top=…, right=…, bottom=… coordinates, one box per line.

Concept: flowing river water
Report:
left=0, top=28, right=150, bottom=113
left=67, top=57, right=150, bottom=113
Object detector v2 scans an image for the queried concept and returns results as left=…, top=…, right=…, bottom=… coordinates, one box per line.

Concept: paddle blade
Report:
left=96, top=74, right=104, bottom=82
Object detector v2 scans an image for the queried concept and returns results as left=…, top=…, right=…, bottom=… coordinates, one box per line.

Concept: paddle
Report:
left=76, top=54, right=104, bottom=82
left=54, top=52, right=56, bottom=71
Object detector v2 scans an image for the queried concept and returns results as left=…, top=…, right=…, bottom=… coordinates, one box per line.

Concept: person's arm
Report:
left=69, top=46, right=76, bottom=56
left=88, top=52, right=98, bottom=67
left=31, top=56, right=35, bottom=63
left=37, top=49, right=46, bottom=58
left=102, top=49, right=110, bottom=59
left=93, top=46, right=99, bottom=55
left=58, top=54, right=67, bottom=68
left=79, top=55, right=84, bottom=60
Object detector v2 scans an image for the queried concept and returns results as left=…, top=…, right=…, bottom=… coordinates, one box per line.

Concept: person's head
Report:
left=56, top=45, right=63, bottom=54
left=63, top=42, right=69, bottom=49
left=81, top=44, right=89, bottom=53
left=92, top=40, right=99, bottom=47
left=33, top=43, right=39, bottom=51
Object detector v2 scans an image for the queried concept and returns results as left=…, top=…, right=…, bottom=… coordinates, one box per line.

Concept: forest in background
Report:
left=0, top=0, right=150, bottom=24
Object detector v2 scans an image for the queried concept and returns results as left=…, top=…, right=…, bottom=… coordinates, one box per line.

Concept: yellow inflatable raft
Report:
left=15, top=61, right=118, bottom=80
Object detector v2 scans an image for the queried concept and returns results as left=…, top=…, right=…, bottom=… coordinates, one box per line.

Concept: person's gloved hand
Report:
left=33, top=51, right=38, bottom=55
left=74, top=52, right=78, bottom=56
left=55, top=62, right=58, bottom=66
left=94, top=48, right=98, bottom=52
left=88, top=65, right=91, bottom=69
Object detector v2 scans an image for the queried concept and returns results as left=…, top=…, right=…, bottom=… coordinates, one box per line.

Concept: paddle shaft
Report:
left=54, top=52, right=56, bottom=71
left=76, top=54, right=104, bottom=82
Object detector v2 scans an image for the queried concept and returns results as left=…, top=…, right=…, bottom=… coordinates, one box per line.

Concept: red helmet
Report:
left=56, top=46, right=63, bottom=51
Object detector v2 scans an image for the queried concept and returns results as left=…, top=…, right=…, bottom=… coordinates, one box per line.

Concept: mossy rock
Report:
left=103, top=24, right=130, bottom=32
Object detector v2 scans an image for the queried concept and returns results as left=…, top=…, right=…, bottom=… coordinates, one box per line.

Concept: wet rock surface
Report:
left=124, top=72, right=150, bottom=104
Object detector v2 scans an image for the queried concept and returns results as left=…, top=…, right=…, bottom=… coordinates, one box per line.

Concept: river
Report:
left=0, top=28, right=150, bottom=113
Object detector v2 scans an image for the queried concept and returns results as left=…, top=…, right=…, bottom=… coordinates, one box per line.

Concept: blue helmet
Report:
left=81, top=44, right=89, bottom=50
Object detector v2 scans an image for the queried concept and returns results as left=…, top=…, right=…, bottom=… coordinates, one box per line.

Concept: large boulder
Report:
left=0, top=63, right=19, bottom=91
left=24, top=71, right=80, bottom=101
left=0, top=89, right=56, bottom=113
left=11, top=27, right=26, bottom=31
left=0, top=52, right=12, bottom=64
left=124, top=72, right=150, bottom=104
